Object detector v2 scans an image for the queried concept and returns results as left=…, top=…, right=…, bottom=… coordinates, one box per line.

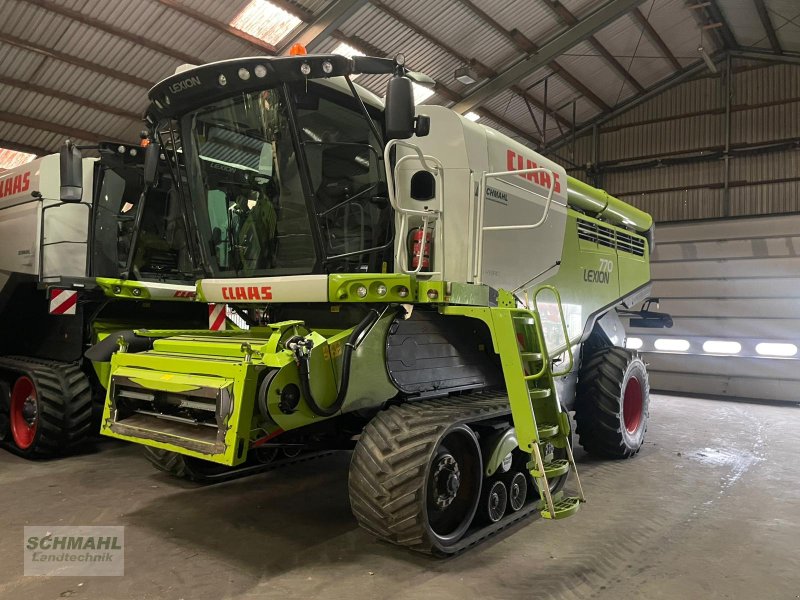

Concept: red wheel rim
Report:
left=623, top=376, right=643, bottom=434
left=10, top=376, right=38, bottom=449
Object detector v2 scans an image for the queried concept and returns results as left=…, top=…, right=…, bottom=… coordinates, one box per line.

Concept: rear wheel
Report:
left=10, top=376, right=38, bottom=450
left=575, top=347, right=649, bottom=458
left=0, top=359, right=93, bottom=458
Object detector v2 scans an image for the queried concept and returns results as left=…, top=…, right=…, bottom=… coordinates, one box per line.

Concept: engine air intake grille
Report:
left=577, top=218, right=645, bottom=257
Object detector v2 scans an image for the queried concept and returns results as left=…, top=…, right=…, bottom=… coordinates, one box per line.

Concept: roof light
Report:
left=254, top=64, right=267, bottom=78
left=654, top=338, right=690, bottom=352
left=465, top=112, right=480, bottom=122
left=321, top=60, right=333, bottom=74
left=454, top=65, right=478, bottom=85
left=230, top=0, right=302, bottom=46
left=412, top=82, right=434, bottom=105
left=702, top=340, right=741, bottom=354
left=300, top=63, right=311, bottom=75
left=289, top=43, right=307, bottom=56
left=755, top=342, right=797, bottom=357
left=238, top=67, right=251, bottom=81
left=625, top=337, right=643, bottom=350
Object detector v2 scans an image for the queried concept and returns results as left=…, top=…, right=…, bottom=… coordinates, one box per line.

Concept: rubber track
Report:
left=0, top=356, right=93, bottom=457
left=143, top=446, right=339, bottom=484
left=349, top=391, right=544, bottom=555
left=574, top=347, right=649, bottom=459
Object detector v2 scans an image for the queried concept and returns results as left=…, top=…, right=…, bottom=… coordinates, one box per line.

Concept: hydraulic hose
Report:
left=290, top=308, right=382, bottom=417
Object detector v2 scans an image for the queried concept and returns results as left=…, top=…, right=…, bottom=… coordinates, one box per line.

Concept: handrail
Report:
left=383, top=139, right=445, bottom=275
left=473, top=166, right=556, bottom=284
left=38, top=199, right=92, bottom=283
left=480, top=167, right=556, bottom=231
left=532, top=284, right=574, bottom=377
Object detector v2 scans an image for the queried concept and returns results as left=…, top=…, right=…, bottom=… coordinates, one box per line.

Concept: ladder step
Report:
left=520, top=352, right=542, bottom=361
left=537, top=423, right=559, bottom=439
left=527, top=458, right=569, bottom=479
left=527, top=388, right=551, bottom=399
left=541, top=496, right=581, bottom=520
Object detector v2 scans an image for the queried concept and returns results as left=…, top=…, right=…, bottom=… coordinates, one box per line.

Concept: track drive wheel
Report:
left=2, top=359, right=92, bottom=458
left=349, top=410, right=483, bottom=555
left=142, top=447, right=236, bottom=483
left=575, top=346, right=650, bottom=458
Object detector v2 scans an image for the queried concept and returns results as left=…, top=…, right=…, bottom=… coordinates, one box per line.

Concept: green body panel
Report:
left=101, top=349, right=263, bottom=466
left=566, top=176, right=653, bottom=233
left=538, top=209, right=650, bottom=347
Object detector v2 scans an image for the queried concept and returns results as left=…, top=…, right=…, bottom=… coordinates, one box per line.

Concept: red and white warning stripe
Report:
left=49, top=289, right=78, bottom=315
left=208, top=303, right=226, bottom=331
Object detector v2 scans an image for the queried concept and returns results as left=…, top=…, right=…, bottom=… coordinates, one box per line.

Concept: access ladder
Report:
left=493, top=285, right=586, bottom=519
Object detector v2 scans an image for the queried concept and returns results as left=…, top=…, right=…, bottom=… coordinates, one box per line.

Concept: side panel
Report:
left=539, top=211, right=650, bottom=347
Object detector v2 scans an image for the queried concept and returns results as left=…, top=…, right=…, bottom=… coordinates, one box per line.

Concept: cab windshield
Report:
left=181, top=82, right=390, bottom=277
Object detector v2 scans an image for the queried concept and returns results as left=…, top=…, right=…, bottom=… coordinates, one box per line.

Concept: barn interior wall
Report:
left=557, top=60, right=800, bottom=223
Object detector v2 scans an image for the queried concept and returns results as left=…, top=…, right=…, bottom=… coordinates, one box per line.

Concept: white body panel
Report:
left=0, top=154, right=96, bottom=283
left=395, top=106, right=568, bottom=292
left=200, top=275, right=329, bottom=303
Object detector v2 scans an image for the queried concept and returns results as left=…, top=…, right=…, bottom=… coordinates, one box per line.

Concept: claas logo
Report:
left=221, top=286, right=273, bottom=301
left=506, top=150, right=561, bottom=194
left=0, top=172, right=31, bottom=199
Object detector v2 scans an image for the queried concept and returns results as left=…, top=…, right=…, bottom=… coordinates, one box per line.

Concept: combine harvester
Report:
left=95, top=50, right=663, bottom=554
left=0, top=142, right=207, bottom=456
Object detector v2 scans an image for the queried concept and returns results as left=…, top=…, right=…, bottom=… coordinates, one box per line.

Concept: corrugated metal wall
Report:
left=620, top=214, right=800, bottom=403
left=560, top=60, right=800, bottom=223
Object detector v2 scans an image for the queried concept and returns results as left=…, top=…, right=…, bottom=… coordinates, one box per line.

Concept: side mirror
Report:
left=59, top=139, right=83, bottom=202
left=143, top=141, right=160, bottom=185
left=385, top=75, right=415, bottom=140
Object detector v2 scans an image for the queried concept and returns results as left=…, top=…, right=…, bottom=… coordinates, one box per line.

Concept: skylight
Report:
left=230, top=0, right=302, bottom=46
left=0, top=148, right=36, bottom=170
left=332, top=41, right=364, bottom=60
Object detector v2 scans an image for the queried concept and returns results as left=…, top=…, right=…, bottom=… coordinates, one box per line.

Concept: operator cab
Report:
left=145, top=54, right=420, bottom=279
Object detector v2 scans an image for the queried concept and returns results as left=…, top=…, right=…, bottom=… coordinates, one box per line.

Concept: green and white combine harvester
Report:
left=0, top=140, right=209, bottom=457
left=93, top=51, right=662, bottom=554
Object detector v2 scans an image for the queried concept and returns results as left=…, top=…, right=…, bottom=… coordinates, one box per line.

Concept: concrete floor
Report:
left=1, top=394, right=799, bottom=600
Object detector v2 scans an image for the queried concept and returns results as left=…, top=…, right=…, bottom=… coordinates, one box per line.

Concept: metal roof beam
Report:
left=20, top=0, right=202, bottom=65
left=369, top=0, right=572, bottom=127
left=543, top=0, right=645, bottom=93
left=452, top=0, right=647, bottom=114
left=0, top=111, right=126, bottom=144
left=0, top=75, right=141, bottom=121
left=155, top=0, right=277, bottom=54
left=630, top=7, right=682, bottom=71
left=459, top=0, right=609, bottom=115
left=544, top=51, right=725, bottom=153
left=329, top=31, right=545, bottom=146
left=705, top=0, right=738, bottom=49
left=0, top=32, right=151, bottom=88
left=730, top=48, right=800, bottom=66
left=753, top=0, right=782, bottom=55
left=0, top=138, right=50, bottom=157
left=279, top=0, right=367, bottom=53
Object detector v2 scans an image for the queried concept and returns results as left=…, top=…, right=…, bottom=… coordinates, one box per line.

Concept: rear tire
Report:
left=1, top=359, right=92, bottom=458
left=575, top=347, right=649, bottom=458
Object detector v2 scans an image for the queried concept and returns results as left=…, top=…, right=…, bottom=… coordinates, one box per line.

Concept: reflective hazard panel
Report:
left=49, top=289, right=78, bottom=315
left=208, top=303, right=226, bottom=331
